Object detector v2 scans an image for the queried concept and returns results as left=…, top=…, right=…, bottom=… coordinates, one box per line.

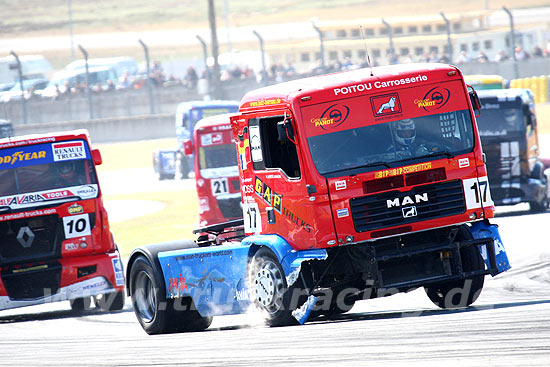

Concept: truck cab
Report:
left=476, top=88, right=549, bottom=211
left=0, top=130, right=125, bottom=312
left=183, top=114, right=241, bottom=228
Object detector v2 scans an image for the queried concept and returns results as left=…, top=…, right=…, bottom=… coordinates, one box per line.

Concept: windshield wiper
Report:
left=328, top=161, right=390, bottom=175
left=0, top=206, right=11, bottom=213
left=419, top=151, right=454, bottom=159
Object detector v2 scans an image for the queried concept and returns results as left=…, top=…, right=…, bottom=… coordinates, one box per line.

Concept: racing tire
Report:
left=529, top=186, right=549, bottom=213
left=175, top=152, right=190, bottom=179
left=70, top=297, right=91, bottom=312
left=158, top=173, right=175, bottom=181
left=248, top=247, right=298, bottom=327
left=95, top=291, right=125, bottom=311
left=424, top=226, right=485, bottom=309
left=529, top=198, right=548, bottom=213
left=129, top=256, right=212, bottom=335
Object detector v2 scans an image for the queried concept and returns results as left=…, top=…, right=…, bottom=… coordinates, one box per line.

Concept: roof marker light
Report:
left=301, top=96, right=312, bottom=101
left=447, top=70, right=457, bottom=76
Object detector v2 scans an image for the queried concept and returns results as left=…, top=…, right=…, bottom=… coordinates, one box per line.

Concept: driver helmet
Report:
left=57, top=161, right=76, bottom=181
left=392, top=119, right=416, bottom=146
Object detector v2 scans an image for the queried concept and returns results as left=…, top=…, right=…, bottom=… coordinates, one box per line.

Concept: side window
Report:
left=249, top=116, right=301, bottom=178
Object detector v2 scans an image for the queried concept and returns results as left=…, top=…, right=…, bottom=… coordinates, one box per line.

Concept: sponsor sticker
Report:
left=335, top=180, right=347, bottom=190
left=112, top=258, right=125, bottom=286
left=459, top=158, right=469, bottom=168
left=68, top=204, right=84, bottom=215
left=52, top=141, right=86, bottom=162
left=312, top=104, right=350, bottom=131
left=337, top=208, right=349, bottom=218
left=418, top=86, right=451, bottom=112
left=200, top=133, right=223, bottom=146
left=76, top=185, right=97, bottom=199
left=249, top=126, right=263, bottom=162
left=65, top=242, right=78, bottom=251
left=374, top=162, right=432, bottom=179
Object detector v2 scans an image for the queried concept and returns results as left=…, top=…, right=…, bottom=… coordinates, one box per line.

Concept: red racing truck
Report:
left=126, top=63, right=510, bottom=334
left=183, top=113, right=241, bottom=229
left=0, top=130, right=125, bottom=312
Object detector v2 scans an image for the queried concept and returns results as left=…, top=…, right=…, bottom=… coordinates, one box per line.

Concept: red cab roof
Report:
left=239, top=63, right=461, bottom=112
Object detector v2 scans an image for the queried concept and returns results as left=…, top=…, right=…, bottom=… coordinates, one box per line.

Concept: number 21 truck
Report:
left=126, top=63, right=510, bottom=334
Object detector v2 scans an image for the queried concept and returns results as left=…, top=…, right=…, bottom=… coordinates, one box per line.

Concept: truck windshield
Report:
left=308, top=109, right=475, bottom=175
left=0, top=140, right=98, bottom=207
left=198, top=143, right=238, bottom=178
left=477, top=102, right=523, bottom=136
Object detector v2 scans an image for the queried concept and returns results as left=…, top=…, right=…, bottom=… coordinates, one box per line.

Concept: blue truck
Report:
left=153, top=100, right=239, bottom=179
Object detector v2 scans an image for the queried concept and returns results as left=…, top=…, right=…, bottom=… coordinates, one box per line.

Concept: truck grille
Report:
left=216, top=197, right=242, bottom=219
left=350, top=180, right=466, bottom=232
left=1, top=261, right=62, bottom=300
left=0, top=214, right=61, bottom=266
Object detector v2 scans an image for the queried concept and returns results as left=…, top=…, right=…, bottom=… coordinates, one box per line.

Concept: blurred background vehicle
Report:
left=38, top=66, right=118, bottom=98
left=0, top=77, right=49, bottom=102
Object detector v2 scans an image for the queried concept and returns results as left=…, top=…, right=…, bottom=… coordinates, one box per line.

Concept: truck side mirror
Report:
left=183, top=139, right=194, bottom=156
left=277, top=119, right=295, bottom=142
left=92, top=148, right=103, bottom=166
left=467, top=86, right=481, bottom=117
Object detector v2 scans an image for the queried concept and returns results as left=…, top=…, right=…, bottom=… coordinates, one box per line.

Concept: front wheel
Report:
left=70, top=297, right=91, bottom=312
left=94, top=291, right=125, bottom=311
left=424, top=241, right=485, bottom=309
left=529, top=188, right=549, bottom=213
left=248, top=248, right=297, bottom=327
left=175, top=152, right=190, bottom=179
left=129, top=256, right=212, bottom=334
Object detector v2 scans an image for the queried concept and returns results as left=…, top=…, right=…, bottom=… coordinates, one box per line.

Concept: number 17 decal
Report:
left=242, top=202, right=261, bottom=235
left=463, top=176, right=494, bottom=209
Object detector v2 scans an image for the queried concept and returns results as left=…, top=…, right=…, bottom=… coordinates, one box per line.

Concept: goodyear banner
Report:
left=0, top=140, right=89, bottom=171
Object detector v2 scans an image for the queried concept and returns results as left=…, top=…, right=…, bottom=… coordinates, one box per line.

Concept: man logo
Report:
left=377, top=96, right=396, bottom=114
left=17, top=226, right=35, bottom=248
left=402, top=206, right=417, bottom=218
left=371, top=93, right=402, bottom=117
left=386, top=193, right=428, bottom=208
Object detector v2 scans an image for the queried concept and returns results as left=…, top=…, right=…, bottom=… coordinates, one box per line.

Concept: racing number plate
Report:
left=463, top=176, right=494, bottom=209
left=210, top=178, right=229, bottom=196
left=62, top=213, right=91, bottom=238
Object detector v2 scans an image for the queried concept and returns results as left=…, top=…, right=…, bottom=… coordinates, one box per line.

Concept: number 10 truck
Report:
left=0, top=130, right=125, bottom=312
left=126, top=63, right=510, bottom=334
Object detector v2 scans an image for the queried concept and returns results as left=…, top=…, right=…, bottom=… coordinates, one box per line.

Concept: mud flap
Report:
left=470, top=221, right=511, bottom=275
left=292, top=295, right=319, bottom=325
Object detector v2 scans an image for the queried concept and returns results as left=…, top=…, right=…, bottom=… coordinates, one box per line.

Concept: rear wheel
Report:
left=248, top=248, right=298, bottom=327
left=424, top=226, right=485, bottom=309
left=129, top=256, right=212, bottom=334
